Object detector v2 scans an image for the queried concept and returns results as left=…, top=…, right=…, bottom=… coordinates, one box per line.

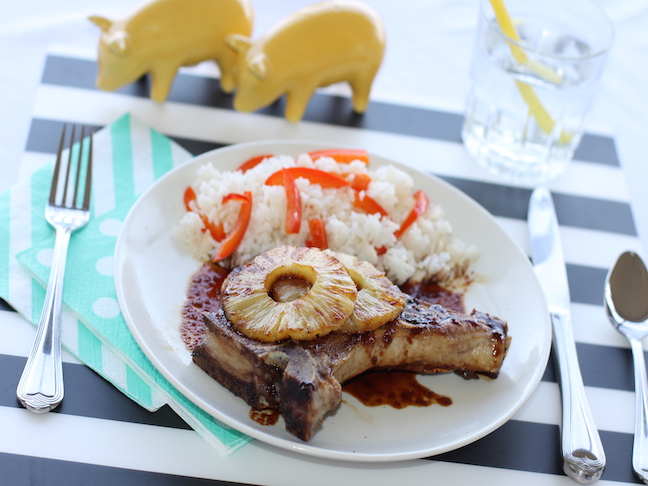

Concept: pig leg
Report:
left=149, top=66, right=179, bottom=103
left=284, top=87, right=316, bottom=123
left=349, top=69, right=379, bottom=114
left=215, top=52, right=236, bottom=94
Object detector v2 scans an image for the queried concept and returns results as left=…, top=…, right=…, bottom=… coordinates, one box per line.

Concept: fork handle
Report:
left=629, top=336, right=648, bottom=484
left=16, top=226, right=71, bottom=413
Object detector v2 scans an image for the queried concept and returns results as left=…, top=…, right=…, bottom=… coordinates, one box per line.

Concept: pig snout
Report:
left=232, top=84, right=269, bottom=113
left=94, top=51, right=140, bottom=93
left=93, top=26, right=141, bottom=92
left=230, top=51, right=280, bottom=113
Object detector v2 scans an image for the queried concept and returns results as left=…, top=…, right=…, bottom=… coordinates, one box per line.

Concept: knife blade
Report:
left=528, top=187, right=606, bottom=484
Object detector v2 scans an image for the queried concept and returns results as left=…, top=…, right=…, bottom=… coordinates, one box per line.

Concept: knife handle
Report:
left=552, top=311, right=606, bottom=484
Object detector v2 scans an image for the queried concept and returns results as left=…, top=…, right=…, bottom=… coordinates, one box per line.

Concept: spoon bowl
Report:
left=605, top=250, right=648, bottom=484
left=606, top=250, right=648, bottom=327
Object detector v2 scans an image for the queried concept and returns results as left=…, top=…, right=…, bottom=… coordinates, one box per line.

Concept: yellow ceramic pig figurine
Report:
left=225, top=0, right=385, bottom=122
left=89, top=0, right=253, bottom=102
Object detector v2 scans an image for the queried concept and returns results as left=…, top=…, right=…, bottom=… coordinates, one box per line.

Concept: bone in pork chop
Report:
left=192, top=297, right=511, bottom=441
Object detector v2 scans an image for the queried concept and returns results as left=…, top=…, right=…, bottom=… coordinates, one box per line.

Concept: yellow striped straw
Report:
left=488, top=0, right=571, bottom=140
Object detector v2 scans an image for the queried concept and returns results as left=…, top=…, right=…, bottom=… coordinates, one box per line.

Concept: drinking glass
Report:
left=461, top=0, right=614, bottom=184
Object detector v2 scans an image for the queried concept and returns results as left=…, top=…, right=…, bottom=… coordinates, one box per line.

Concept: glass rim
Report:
left=481, top=0, right=615, bottom=62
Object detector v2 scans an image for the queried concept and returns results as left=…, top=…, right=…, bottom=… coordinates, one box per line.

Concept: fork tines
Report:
left=49, top=124, right=93, bottom=210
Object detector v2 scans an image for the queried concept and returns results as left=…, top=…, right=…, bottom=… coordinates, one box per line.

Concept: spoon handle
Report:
left=552, top=311, right=606, bottom=484
left=629, top=337, right=648, bottom=483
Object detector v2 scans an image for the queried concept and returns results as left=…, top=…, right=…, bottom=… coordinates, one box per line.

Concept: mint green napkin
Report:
left=0, top=113, right=250, bottom=454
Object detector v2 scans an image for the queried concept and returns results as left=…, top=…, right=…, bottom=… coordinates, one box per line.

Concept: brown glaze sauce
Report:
left=181, top=262, right=466, bottom=422
left=401, top=280, right=465, bottom=314
left=249, top=408, right=280, bottom=426
left=343, top=371, right=452, bottom=408
left=181, top=263, right=228, bottom=351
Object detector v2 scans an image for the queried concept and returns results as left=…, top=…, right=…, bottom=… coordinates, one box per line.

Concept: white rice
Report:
left=176, top=153, right=475, bottom=286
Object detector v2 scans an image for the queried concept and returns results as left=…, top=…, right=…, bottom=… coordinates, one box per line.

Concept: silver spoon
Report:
left=605, top=250, right=648, bottom=484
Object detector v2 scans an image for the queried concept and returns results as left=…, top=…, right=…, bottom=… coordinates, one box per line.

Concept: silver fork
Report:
left=16, top=124, right=93, bottom=413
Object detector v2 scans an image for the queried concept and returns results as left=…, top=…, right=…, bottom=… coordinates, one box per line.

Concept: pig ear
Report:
left=224, top=34, right=252, bottom=53
left=248, top=53, right=270, bottom=80
left=88, top=15, right=113, bottom=32
left=106, top=31, right=131, bottom=57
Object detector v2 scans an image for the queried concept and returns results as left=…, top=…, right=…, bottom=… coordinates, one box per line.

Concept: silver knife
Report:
left=528, top=187, right=606, bottom=484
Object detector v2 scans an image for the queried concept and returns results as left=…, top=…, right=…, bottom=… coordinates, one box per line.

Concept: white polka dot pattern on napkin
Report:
left=99, top=218, right=122, bottom=237
left=37, top=248, right=53, bottom=266
left=92, top=296, right=121, bottom=319
left=96, top=256, right=114, bottom=276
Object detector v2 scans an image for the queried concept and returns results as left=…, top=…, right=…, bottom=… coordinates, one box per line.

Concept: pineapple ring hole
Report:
left=266, top=264, right=315, bottom=303
left=270, top=277, right=311, bottom=302
left=346, top=268, right=367, bottom=292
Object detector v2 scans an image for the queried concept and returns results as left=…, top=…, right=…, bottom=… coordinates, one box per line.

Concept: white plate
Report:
left=114, top=140, right=551, bottom=462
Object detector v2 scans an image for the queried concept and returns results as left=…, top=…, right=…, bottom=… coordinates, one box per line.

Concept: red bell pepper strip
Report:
left=222, top=192, right=249, bottom=204
left=212, top=191, right=253, bottom=262
left=346, top=172, right=372, bottom=191
left=394, top=190, right=429, bottom=239
left=308, top=149, right=369, bottom=165
left=184, top=186, right=226, bottom=241
left=265, top=167, right=349, bottom=188
left=305, top=219, right=328, bottom=249
left=353, top=191, right=388, bottom=217
left=237, top=154, right=273, bottom=173
left=283, top=169, right=301, bottom=234
left=200, top=215, right=226, bottom=242
left=184, top=186, right=197, bottom=212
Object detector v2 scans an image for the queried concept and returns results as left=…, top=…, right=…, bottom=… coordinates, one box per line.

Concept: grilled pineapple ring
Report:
left=325, top=250, right=407, bottom=333
left=221, top=246, right=357, bottom=342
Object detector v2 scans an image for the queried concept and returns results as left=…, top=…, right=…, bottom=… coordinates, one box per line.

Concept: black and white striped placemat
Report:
left=0, top=51, right=642, bottom=485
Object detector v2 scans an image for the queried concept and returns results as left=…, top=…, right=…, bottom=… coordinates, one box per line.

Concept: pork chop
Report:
left=192, top=297, right=510, bottom=441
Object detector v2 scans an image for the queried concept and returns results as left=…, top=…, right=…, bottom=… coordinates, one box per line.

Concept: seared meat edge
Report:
left=192, top=297, right=510, bottom=441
